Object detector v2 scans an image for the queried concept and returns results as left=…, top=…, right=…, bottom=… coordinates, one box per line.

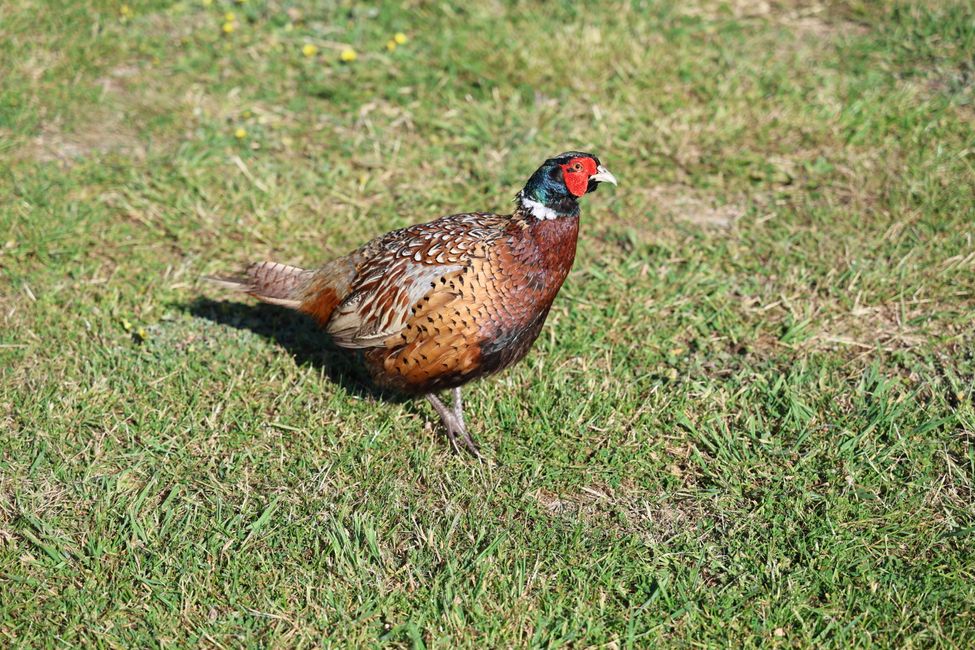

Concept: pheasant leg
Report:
left=452, top=387, right=466, bottom=429
left=450, top=387, right=480, bottom=456
left=426, top=393, right=459, bottom=450
left=425, top=392, right=481, bottom=458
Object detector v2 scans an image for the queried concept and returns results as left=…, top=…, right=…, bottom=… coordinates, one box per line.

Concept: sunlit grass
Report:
left=1, top=1, right=973, bottom=646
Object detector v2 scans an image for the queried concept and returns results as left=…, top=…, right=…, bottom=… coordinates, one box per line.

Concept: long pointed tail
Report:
left=205, top=261, right=313, bottom=309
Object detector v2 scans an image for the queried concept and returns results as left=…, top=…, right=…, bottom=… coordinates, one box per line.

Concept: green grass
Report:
left=2, top=0, right=974, bottom=646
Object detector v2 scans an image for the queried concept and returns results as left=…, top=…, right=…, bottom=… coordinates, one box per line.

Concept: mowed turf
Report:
left=1, top=0, right=974, bottom=646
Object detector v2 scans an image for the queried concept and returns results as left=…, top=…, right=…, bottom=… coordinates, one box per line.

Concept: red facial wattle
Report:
left=561, top=157, right=598, bottom=197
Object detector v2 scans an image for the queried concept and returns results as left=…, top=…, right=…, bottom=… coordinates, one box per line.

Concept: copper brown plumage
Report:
left=207, top=152, right=618, bottom=456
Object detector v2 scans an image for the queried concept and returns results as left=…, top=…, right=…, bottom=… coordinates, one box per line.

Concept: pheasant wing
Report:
left=326, top=213, right=505, bottom=349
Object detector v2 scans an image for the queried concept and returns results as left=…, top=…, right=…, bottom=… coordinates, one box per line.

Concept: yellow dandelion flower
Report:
left=222, top=21, right=235, bottom=33
left=302, top=43, right=318, bottom=58
left=224, top=11, right=235, bottom=21
left=120, top=5, right=133, bottom=17
left=234, top=127, right=247, bottom=139
left=201, top=0, right=212, bottom=6
left=386, top=40, right=396, bottom=51
left=340, top=48, right=357, bottom=62
left=394, top=32, right=407, bottom=45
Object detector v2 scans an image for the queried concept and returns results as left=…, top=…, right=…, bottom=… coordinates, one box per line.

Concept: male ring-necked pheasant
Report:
left=208, top=152, right=617, bottom=456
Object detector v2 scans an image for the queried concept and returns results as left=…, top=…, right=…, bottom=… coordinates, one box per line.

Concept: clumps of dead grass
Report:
left=677, top=1, right=869, bottom=39
left=641, top=184, right=747, bottom=229
left=811, top=302, right=929, bottom=353
left=27, top=64, right=148, bottom=165
left=30, top=118, right=145, bottom=165
left=533, top=480, right=716, bottom=546
left=734, top=289, right=936, bottom=358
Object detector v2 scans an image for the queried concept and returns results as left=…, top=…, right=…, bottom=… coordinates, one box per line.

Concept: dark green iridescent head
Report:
left=518, top=152, right=618, bottom=217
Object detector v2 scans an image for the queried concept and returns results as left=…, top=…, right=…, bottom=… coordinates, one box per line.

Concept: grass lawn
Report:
left=2, top=0, right=974, bottom=646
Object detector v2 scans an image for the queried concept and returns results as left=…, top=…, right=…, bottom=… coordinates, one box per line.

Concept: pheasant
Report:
left=207, top=152, right=617, bottom=456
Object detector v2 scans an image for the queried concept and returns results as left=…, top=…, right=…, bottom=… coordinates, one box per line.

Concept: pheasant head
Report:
left=517, top=151, right=618, bottom=220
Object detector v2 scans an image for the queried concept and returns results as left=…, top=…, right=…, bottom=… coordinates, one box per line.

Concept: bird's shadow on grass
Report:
left=183, top=297, right=412, bottom=406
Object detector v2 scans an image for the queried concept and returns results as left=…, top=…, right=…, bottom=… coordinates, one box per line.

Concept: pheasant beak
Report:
left=590, top=165, right=618, bottom=186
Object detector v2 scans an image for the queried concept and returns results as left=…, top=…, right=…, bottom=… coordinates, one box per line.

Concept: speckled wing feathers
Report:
left=325, top=213, right=507, bottom=349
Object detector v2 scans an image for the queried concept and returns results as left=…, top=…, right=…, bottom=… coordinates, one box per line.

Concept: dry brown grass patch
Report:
left=533, top=480, right=713, bottom=545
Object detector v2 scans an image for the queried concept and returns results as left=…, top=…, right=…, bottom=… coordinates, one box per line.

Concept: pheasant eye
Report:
left=571, top=162, right=583, bottom=172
